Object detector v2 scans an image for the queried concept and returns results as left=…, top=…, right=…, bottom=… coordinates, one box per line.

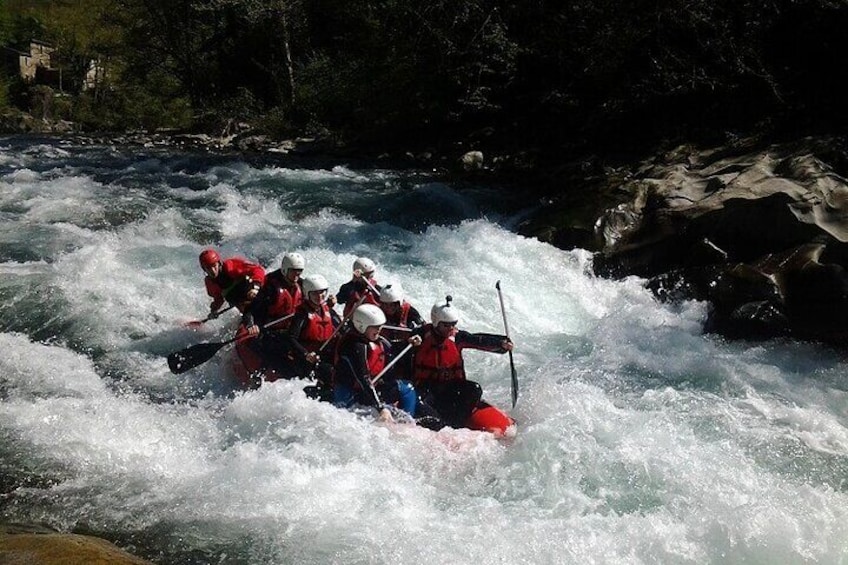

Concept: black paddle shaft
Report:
left=496, top=280, right=519, bottom=409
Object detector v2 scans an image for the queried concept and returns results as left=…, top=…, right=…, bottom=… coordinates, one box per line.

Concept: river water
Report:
left=1, top=135, right=847, bottom=564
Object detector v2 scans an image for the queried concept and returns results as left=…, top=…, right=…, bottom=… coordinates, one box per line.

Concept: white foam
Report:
left=3, top=141, right=848, bottom=563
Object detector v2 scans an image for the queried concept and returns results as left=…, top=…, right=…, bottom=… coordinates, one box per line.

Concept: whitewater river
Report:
left=1, top=135, right=847, bottom=564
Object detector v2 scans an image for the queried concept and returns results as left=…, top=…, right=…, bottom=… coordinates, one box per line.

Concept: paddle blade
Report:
left=167, top=341, right=227, bottom=374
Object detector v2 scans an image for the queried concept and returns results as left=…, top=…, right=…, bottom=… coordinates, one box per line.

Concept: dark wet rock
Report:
left=524, top=136, right=848, bottom=345
left=587, top=138, right=848, bottom=343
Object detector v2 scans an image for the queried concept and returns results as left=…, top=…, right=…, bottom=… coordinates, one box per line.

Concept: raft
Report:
left=465, top=400, right=516, bottom=437
left=230, top=325, right=516, bottom=436
left=230, top=324, right=292, bottom=387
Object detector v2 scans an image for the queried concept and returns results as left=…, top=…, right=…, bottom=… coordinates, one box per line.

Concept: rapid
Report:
left=1, top=135, right=847, bottom=564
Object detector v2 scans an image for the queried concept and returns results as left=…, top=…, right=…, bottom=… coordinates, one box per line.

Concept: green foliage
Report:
left=0, top=76, right=8, bottom=110
left=294, top=0, right=518, bottom=144
left=2, top=0, right=846, bottom=152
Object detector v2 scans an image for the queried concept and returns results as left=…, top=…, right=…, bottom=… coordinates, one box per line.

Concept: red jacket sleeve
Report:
left=204, top=277, right=224, bottom=310
left=222, top=258, right=266, bottom=285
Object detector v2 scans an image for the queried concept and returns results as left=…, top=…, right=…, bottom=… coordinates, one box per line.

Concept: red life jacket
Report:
left=296, top=304, right=335, bottom=352
left=381, top=302, right=413, bottom=341
left=266, top=278, right=302, bottom=327
left=413, top=324, right=464, bottom=385
left=389, top=301, right=411, bottom=327
left=366, top=340, right=388, bottom=379
left=342, top=277, right=380, bottom=317
left=334, top=334, right=389, bottom=389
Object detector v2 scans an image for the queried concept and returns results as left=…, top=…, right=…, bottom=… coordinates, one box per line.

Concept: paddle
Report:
left=183, top=305, right=235, bottom=328
left=496, top=280, right=519, bottom=408
left=363, top=278, right=381, bottom=298
left=370, top=342, right=415, bottom=385
left=167, top=313, right=294, bottom=374
left=317, top=292, right=369, bottom=353
left=382, top=324, right=412, bottom=333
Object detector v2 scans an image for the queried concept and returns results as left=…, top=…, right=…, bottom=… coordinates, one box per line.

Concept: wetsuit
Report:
left=380, top=301, right=424, bottom=379
left=333, top=332, right=424, bottom=419
left=283, top=301, right=340, bottom=386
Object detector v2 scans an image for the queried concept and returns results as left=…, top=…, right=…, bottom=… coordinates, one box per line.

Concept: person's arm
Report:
left=241, top=305, right=257, bottom=332
left=246, top=261, right=266, bottom=286
left=241, top=286, right=273, bottom=335
left=285, top=311, right=311, bottom=359
left=337, top=280, right=355, bottom=304
left=455, top=330, right=511, bottom=353
left=407, top=306, right=425, bottom=329
left=387, top=338, right=408, bottom=367
left=204, top=277, right=225, bottom=312
left=225, top=258, right=264, bottom=298
left=340, top=342, right=382, bottom=408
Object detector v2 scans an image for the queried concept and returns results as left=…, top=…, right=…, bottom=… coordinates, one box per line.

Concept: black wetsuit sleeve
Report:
left=285, top=311, right=311, bottom=358
left=455, top=330, right=509, bottom=353
left=410, top=326, right=427, bottom=339
left=389, top=339, right=406, bottom=357
left=337, top=280, right=356, bottom=304
left=337, top=341, right=382, bottom=408
left=407, top=306, right=424, bottom=328
left=241, top=307, right=256, bottom=329
left=242, top=286, right=272, bottom=328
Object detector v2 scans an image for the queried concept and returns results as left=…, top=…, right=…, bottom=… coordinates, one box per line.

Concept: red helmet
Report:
left=199, top=249, right=220, bottom=269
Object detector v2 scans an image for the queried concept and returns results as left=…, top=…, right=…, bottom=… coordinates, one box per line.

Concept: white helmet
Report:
left=379, top=282, right=404, bottom=304
left=431, top=295, right=459, bottom=325
left=352, top=303, right=386, bottom=333
left=281, top=252, right=305, bottom=271
left=353, top=257, right=376, bottom=275
left=302, top=274, right=329, bottom=295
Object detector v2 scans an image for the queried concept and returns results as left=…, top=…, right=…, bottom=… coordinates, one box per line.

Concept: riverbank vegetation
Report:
left=2, top=0, right=847, bottom=166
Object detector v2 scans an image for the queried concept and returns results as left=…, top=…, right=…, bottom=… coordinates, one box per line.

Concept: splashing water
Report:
left=1, top=136, right=847, bottom=564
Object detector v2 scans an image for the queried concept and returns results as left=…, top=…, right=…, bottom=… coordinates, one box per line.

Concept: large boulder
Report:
left=591, top=138, right=848, bottom=343
left=0, top=523, right=152, bottom=565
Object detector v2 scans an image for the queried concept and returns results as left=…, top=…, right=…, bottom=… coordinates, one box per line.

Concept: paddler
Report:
left=236, top=252, right=307, bottom=381
left=199, top=248, right=266, bottom=316
left=284, top=274, right=340, bottom=390
left=337, top=256, right=381, bottom=317
left=334, top=304, right=440, bottom=426
left=410, top=296, right=514, bottom=429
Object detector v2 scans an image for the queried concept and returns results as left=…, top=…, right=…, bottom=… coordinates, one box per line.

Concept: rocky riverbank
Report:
left=520, top=135, right=848, bottom=347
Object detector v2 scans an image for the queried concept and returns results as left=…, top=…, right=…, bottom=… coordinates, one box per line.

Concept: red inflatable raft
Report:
left=465, top=400, right=515, bottom=437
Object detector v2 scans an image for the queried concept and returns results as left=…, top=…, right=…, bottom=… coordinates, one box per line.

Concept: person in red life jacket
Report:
left=378, top=282, right=424, bottom=340
left=199, top=248, right=266, bottom=316
left=243, top=252, right=305, bottom=334
left=236, top=252, right=307, bottom=381
left=337, top=257, right=381, bottom=318
left=410, top=295, right=513, bottom=429
left=284, top=274, right=340, bottom=389
left=377, top=282, right=424, bottom=380
left=334, top=304, right=440, bottom=426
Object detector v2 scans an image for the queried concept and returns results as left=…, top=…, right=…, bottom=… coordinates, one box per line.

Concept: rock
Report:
left=593, top=139, right=848, bottom=278
left=460, top=150, right=484, bottom=171
left=0, top=523, right=152, bottom=565
left=590, top=137, right=848, bottom=344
